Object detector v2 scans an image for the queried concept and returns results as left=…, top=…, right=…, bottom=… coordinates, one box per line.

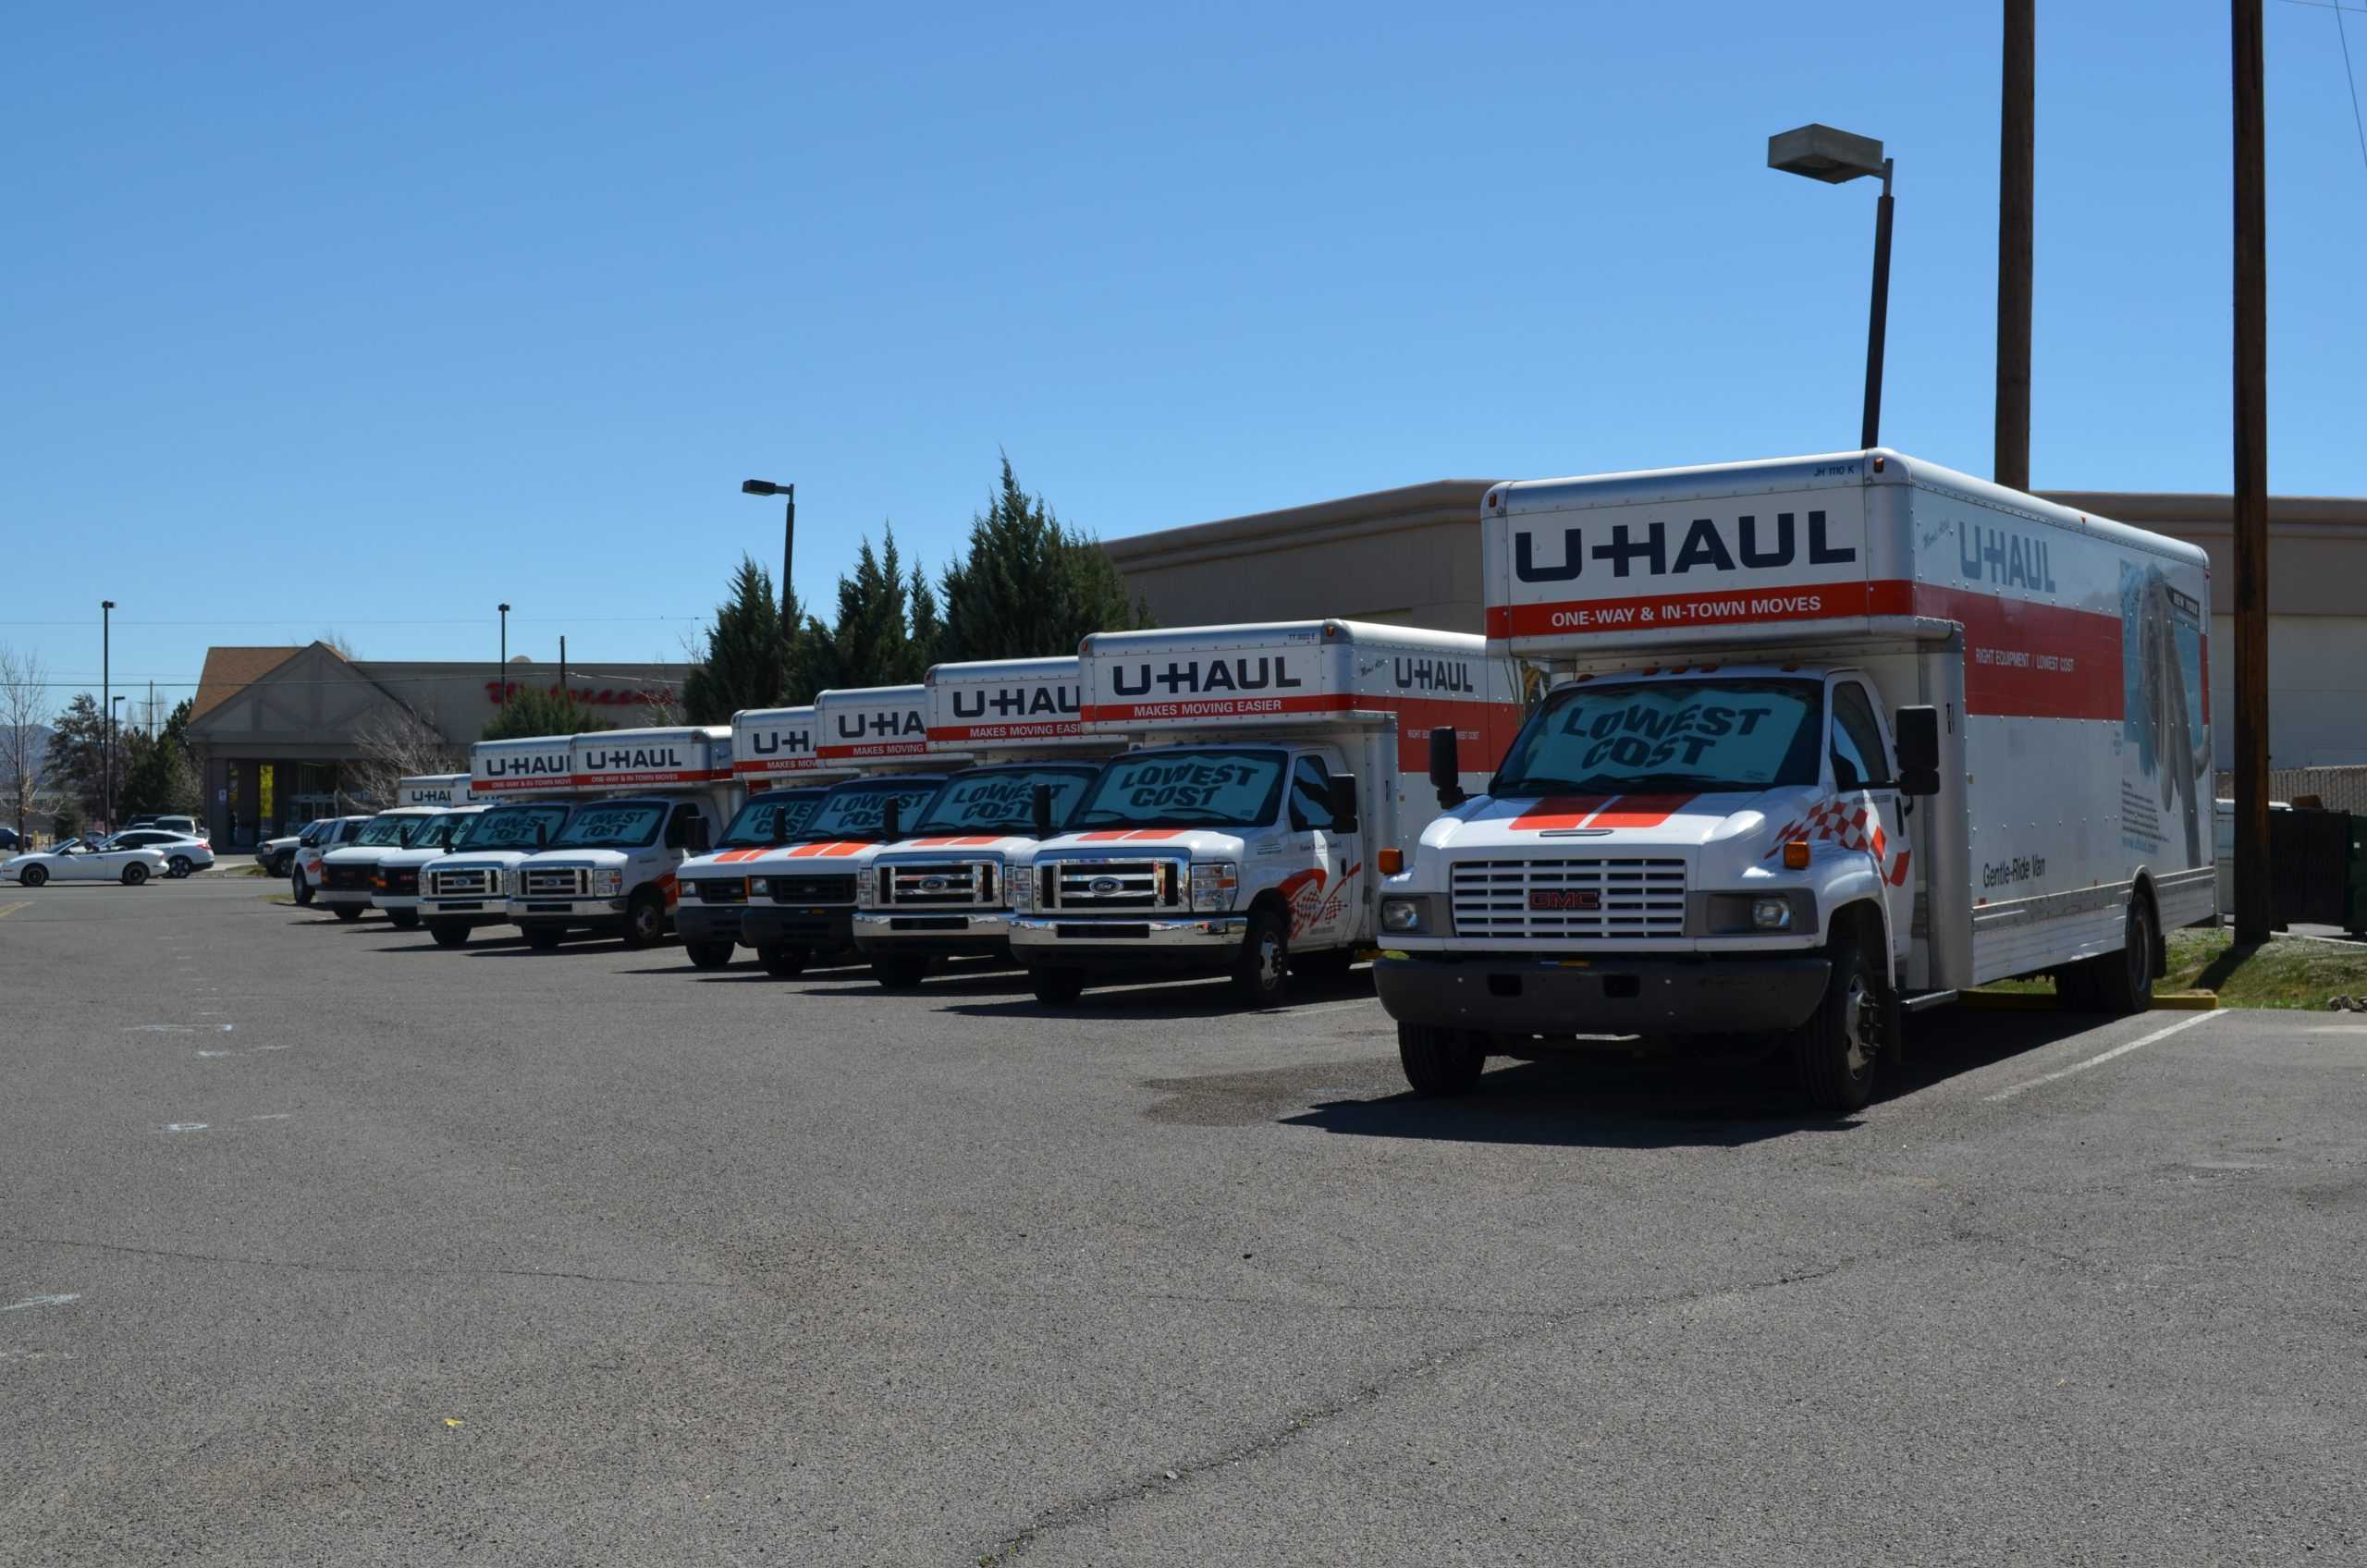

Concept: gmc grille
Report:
left=880, top=861, right=995, bottom=909
left=767, top=873, right=856, bottom=905
left=1449, top=858, right=1688, bottom=940
left=1042, top=858, right=1181, bottom=912
left=523, top=866, right=589, bottom=899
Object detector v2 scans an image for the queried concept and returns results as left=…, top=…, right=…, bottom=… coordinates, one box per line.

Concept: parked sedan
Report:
left=104, top=828, right=216, bottom=878
left=4, top=839, right=170, bottom=888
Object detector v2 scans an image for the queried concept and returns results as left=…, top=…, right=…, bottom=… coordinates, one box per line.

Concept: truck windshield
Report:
left=452, top=803, right=572, bottom=851
left=1065, top=749, right=1286, bottom=831
left=355, top=815, right=419, bottom=848
left=1492, top=679, right=1825, bottom=796
left=720, top=792, right=822, bottom=848
left=911, top=765, right=1099, bottom=837
left=546, top=802, right=665, bottom=850
left=406, top=813, right=472, bottom=851
left=803, top=780, right=944, bottom=841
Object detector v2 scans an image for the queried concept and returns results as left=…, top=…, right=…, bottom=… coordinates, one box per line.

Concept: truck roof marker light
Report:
left=1783, top=839, right=1810, bottom=869
left=1378, top=848, right=1404, bottom=876
left=1872, top=455, right=1885, bottom=472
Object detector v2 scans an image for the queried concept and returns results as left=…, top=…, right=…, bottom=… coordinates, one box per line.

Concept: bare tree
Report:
left=317, top=629, right=360, bottom=659
left=347, top=704, right=462, bottom=808
left=0, top=643, right=50, bottom=844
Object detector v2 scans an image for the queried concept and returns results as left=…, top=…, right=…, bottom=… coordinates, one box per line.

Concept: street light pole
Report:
left=742, top=479, right=796, bottom=682
left=1995, top=0, right=2035, bottom=491
left=497, top=604, right=510, bottom=711
left=101, top=599, right=115, bottom=831
left=2232, top=0, right=2271, bottom=944
left=1768, top=123, right=1896, bottom=450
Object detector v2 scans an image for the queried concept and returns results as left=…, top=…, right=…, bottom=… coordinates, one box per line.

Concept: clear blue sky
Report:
left=6, top=1, right=2361, bottom=708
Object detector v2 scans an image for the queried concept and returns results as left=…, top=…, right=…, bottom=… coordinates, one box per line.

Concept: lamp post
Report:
left=497, top=604, right=510, bottom=711
left=101, top=599, right=116, bottom=830
left=1769, top=123, right=1895, bottom=450
left=742, top=479, right=795, bottom=668
left=110, top=696, right=126, bottom=830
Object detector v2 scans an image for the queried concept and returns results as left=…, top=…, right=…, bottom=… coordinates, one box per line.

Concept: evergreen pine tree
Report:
left=46, top=692, right=115, bottom=822
left=813, top=527, right=915, bottom=691
left=482, top=685, right=615, bottom=741
left=906, top=560, right=943, bottom=678
left=937, top=456, right=1151, bottom=663
left=681, top=556, right=791, bottom=723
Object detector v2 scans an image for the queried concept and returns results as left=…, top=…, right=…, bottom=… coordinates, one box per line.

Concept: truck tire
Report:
left=871, top=954, right=929, bottom=990
left=619, top=890, right=666, bottom=949
left=1398, top=1023, right=1485, bottom=1097
left=685, top=940, right=734, bottom=970
left=1230, top=909, right=1290, bottom=1006
left=291, top=870, right=313, bottom=906
left=428, top=920, right=471, bottom=949
left=1790, top=936, right=1885, bottom=1114
left=523, top=925, right=565, bottom=951
left=387, top=908, right=421, bottom=930
left=332, top=903, right=362, bottom=922
left=2084, top=893, right=2157, bottom=1016
left=1031, top=966, right=1085, bottom=1006
left=759, top=944, right=808, bottom=977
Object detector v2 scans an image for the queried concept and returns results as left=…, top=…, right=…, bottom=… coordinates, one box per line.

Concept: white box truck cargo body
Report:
left=1009, top=619, right=1526, bottom=1007
left=313, top=773, right=476, bottom=921
left=1374, top=450, right=2215, bottom=1109
left=728, top=686, right=958, bottom=976
left=508, top=726, right=737, bottom=950
left=671, top=704, right=851, bottom=967
left=852, top=656, right=1120, bottom=987
left=414, top=737, right=585, bottom=948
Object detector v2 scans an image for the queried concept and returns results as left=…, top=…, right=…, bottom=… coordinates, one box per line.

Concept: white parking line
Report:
left=1986, top=1012, right=2220, bottom=1102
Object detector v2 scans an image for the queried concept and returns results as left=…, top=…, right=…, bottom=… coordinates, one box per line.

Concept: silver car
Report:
left=104, top=828, right=216, bottom=878
left=4, top=839, right=170, bottom=888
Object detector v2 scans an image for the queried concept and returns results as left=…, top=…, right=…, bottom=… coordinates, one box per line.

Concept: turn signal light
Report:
left=1378, top=849, right=1404, bottom=876
left=1783, top=839, right=1810, bottom=870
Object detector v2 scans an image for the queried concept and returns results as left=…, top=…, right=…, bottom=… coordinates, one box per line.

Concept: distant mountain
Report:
left=3, top=723, right=50, bottom=776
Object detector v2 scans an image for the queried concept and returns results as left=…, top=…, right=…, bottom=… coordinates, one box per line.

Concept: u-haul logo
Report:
left=749, top=727, right=813, bottom=756
left=1392, top=657, right=1473, bottom=694
left=837, top=708, right=925, bottom=740
left=583, top=744, right=687, bottom=772
left=1514, top=512, right=1856, bottom=582
left=1110, top=656, right=1305, bottom=697
left=952, top=682, right=1078, bottom=719
left=483, top=752, right=568, bottom=779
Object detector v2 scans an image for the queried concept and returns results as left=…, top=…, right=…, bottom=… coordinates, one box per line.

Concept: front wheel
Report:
left=1790, top=936, right=1884, bottom=1113
left=387, top=908, right=421, bottom=930
left=21, top=864, right=46, bottom=888
left=291, top=871, right=313, bottom=906
left=684, top=940, right=734, bottom=970
left=1229, top=909, right=1290, bottom=1006
left=332, top=903, right=362, bottom=922
left=428, top=920, right=471, bottom=949
left=758, top=944, right=808, bottom=977
left=619, top=892, right=666, bottom=949
left=871, top=954, right=930, bottom=990
left=1398, top=1023, right=1486, bottom=1096
left=1031, top=966, right=1086, bottom=1006
left=2084, top=894, right=2157, bottom=1015
left=122, top=863, right=150, bottom=887
left=522, top=925, right=565, bottom=951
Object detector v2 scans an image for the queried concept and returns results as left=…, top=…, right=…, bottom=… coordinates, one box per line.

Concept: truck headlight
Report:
left=1750, top=897, right=1792, bottom=930
left=1189, top=862, right=1238, bottom=913
left=1702, top=890, right=1812, bottom=935
left=590, top=867, right=624, bottom=897
left=1380, top=897, right=1428, bottom=934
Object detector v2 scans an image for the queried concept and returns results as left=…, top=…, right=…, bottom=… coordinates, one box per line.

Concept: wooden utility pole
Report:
left=2232, top=0, right=2271, bottom=943
left=1995, top=0, right=2034, bottom=491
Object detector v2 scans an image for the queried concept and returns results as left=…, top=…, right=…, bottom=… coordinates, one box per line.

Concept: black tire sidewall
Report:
left=1233, top=910, right=1289, bottom=1005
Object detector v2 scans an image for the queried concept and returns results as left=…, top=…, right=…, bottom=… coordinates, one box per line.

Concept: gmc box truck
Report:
left=415, top=736, right=585, bottom=948
left=1008, top=619, right=1525, bottom=1007
left=509, top=726, right=737, bottom=950
left=1373, top=450, right=2215, bottom=1110
left=852, top=655, right=1119, bottom=988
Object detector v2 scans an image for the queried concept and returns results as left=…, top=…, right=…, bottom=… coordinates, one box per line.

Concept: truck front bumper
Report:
left=675, top=903, right=749, bottom=946
left=851, top=910, right=1012, bottom=959
left=739, top=904, right=854, bottom=952
left=420, top=898, right=507, bottom=925
left=509, top=898, right=630, bottom=928
left=1008, top=913, right=1246, bottom=971
left=1373, top=951, right=1831, bottom=1036
left=315, top=889, right=373, bottom=909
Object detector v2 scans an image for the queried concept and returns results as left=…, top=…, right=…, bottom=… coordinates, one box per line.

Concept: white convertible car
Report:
left=3, top=839, right=171, bottom=888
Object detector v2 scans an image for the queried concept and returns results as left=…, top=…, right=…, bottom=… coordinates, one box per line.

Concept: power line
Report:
left=2336, top=0, right=2367, bottom=175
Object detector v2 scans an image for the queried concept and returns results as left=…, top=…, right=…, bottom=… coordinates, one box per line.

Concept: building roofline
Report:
left=1100, top=479, right=1499, bottom=572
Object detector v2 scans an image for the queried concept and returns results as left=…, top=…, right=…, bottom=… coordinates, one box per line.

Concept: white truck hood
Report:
left=872, top=832, right=1039, bottom=863
left=1036, top=828, right=1248, bottom=861
left=1422, top=785, right=1901, bottom=877
left=683, top=839, right=882, bottom=879
left=518, top=848, right=634, bottom=872
left=322, top=844, right=388, bottom=865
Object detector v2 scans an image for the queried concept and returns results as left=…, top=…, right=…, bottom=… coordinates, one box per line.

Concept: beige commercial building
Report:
left=1104, top=479, right=2367, bottom=772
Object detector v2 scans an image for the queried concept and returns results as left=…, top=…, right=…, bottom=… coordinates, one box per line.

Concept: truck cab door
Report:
left=1830, top=678, right=1911, bottom=978
left=1284, top=753, right=1357, bottom=949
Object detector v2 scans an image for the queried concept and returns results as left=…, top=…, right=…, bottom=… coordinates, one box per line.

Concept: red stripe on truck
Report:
left=1510, top=796, right=1614, bottom=830
left=1582, top=793, right=1697, bottom=828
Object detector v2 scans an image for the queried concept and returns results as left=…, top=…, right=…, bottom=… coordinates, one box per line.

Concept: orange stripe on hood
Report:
left=1583, top=794, right=1698, bottom=828
left=1510, top=796, right=1613, bottom=830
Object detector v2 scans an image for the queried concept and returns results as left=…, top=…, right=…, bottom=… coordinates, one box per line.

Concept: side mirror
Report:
left=770, top=809, right=790, bottom=845
left=533, top=822, right=549, bottom=848
left=1031, top=783, right=1055, bottom=839
left=882, top=798, right=901, bottom=839
left=1327, top=773, right=1360, bottom=836
left=1429, top=726, right=1466, bottom=808
left=1894, top=704, right=1942, bottom=799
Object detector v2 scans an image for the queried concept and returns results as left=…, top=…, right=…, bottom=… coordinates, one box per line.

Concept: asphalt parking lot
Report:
left=5, top=877, right=2363, bottom=1566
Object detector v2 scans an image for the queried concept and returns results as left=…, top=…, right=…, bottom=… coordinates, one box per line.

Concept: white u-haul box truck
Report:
left=364, top=776, right=489, bottom=930
left=416, top=736, right=585, bottom=949
left=728, top=686, right=956, bottom=976
left=1374, top=450, right=2215, bottom=1110
left=313, top=773, right=475, bottom=924
left=508, top=726, right=737, bottom=950
left=852, top=656, right=1119, bottom=988
left=672, top=705, right=850, bottom=970
left=1009, top=620, right=1526, bottom=1007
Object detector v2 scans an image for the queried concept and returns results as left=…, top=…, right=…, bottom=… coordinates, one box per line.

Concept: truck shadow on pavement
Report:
left=939, top=968, right=1383, bottom=1020
left=1140, top=1007, right=2116, bottom=1148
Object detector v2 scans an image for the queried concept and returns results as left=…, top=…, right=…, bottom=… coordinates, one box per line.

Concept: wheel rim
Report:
left=2129, top=906, right=2151, bottom=994
left=633, top=903, right=660, bottom=941
left=1842, top=972, right=1880, bottom=1079
left=1257, top=931, right=1284, bottom=990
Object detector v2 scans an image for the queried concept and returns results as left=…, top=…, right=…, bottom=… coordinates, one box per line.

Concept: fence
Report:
left=2214, top=766, right=2367, bottom=815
